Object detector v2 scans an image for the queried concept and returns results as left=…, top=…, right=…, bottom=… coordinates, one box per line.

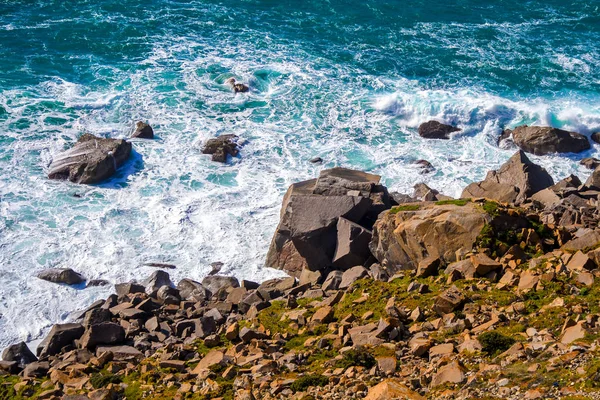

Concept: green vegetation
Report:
left=90, top=372, right=122, bottom=389
left=290, top=375, right=329, bottom=392
left=335, top=348, right=376, bottom=369
left=482, top=201, right=500, bottom=216
left=478, top=331, right=516, bottom=356
left=389, top=204, right=420, bottom=214
left=435, top=199, right=470, bottom=206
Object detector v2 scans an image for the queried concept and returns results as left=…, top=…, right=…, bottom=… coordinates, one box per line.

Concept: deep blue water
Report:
left=0, top=0, right=599, bottom=347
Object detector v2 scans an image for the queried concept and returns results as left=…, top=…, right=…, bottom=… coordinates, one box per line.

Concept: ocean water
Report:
left=0, top=0, right=600, bottom=348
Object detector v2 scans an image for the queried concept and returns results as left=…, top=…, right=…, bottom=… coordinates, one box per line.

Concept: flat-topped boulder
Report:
left=265, top=168, right=392, bottom=277
left=507, top=125, right=590, bottom=155
left=418, top=121, right=460, bottom=140
left=461, top=150, right=554, bottom=204
left=370, top=202, right=490, bottom=270
left=48, top=133, right=132, bottom=184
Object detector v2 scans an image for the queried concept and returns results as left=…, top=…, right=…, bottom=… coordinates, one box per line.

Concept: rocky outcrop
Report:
left=201, top=134, right=240, bottom=163
left=36, top=323, right=84, bottom=358
left=265, top=168, right=392, bottom=277
left=47, top=134, right=132, bottom=184
left=507, top=125, right=590, bottom=155
left=461, top=150, right=554, bottom=204
left=369, top=202, right=490, bottom=270
left=36, top=268, right=85, bottom=285
left=131, top=121, right=154, bottom=139
left=418, top=121, right=460, bottom=139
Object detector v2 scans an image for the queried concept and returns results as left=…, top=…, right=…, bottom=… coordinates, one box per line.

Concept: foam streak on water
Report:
left=0, top=0, right=599, bottom=348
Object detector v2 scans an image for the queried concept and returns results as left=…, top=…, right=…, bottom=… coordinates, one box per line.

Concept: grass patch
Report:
left=335, top=348, right=376, bottom=369
left=478, top=331, right=515, bottom=356
left=482, top=201, right=500, bottom=216
left=435, top=199, right=470, bottom=206
left=291, top=375, right=329, bottom=392
left=390, top=204, right=420, bottom=214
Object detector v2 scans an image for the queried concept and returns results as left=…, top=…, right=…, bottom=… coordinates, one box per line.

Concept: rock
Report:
left=86, top=279, right=109, bottom=287
left=114, top=282, right=145, bottom=297
left=226, top=78, right=249, bottom=93
left=266, top=168, right=390, bottom=276
left=576, top=271, right=594, bottom=287
left=202, top=275, right=239, bottom=295
left=531, top=188, right=561, bottom=208
left=414, top=159, right=435, bottom=173
left=142, top=270, right=174, bottom=296
left=0, top=361, right=18, bottom=374
left=23, top=361, right=50, bottom=378
left=37, top=268, right=85, bottom=285
left=418, top=121, right=460, bottom=140
left=461, top=151, right=554, bottom=204
left=37, top=323, right=85, bottom=358
left=433, top=286, right=465, bottom=316
left=83, top=308, right=111, bottom=327
left=370, top=202, right=489, bottom=270
left=408, top=334, right=432, bottom=357
left=566, top=251, right=595, bottom=271
left=416, top=256, right=441, bottom=278
left=332, top=217, right=373, bottom=269
left=177, top=279, right=211, bottom=302
left=339, top=266, right=369, bottom=289
left=580, top=157, right=600, bottom=170
left=79, top=322, right=125, bottom=349
left=48, top=133, right=132, bottom=184
left=95, top=345, right=143, bottom=361
left=322, top=270, right=344, bottom=291
left=561, top=321, right=588, bottom=344
left=239, top=327, right=268, bottom=343
left=365, top=379, right=425, bottom=400
left=562, top=230, right=600, bottom=252
left=592, top=132, right=600, bottom=144
left=131, top=121, right=154, bottom=139
left=430, top=361, right=466, bottom=387
left=193, top=349, right=232, bottom=373
left=310, top=306, right=334, bottom=324
left=518, top=270, right=539, bottom=292
left=2, top=342, right=37, bottom=370
left=429, top=343, right=454, bottom=360
left=310, top=157, right=323, bottom=164
left=202, top=134, right=240, bottom=163
left=585, top=166, right=600, bottom=189
left=470, top=253, right=502, bottom=276
left=511, top=125, right=590, bottom=155
left=412, top=183, right=441, bottom=201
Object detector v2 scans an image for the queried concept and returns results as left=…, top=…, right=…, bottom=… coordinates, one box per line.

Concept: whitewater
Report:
left=0, top=0, right=600, bottom=348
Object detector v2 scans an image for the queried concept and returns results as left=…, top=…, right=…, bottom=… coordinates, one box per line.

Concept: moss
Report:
left=478, top=331, right=515, bottom=356
left=389, top=204, right=420, bottom=214
left=90, top=372, right=122, bottom=389
left=290, top=375, right=329, bottom=392
left=482, top=201, right=500, bottom=216
left=255, top=300, right=294, bottom=334
left=435, top=199, right=470, bottom=206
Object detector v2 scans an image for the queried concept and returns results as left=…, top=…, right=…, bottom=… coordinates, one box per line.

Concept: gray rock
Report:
left=131, top=121, right=154, bottom=139
left=322, top=270, right=344, bottom=291
left=143, top=270, right=174, bottom=296
left=177, top=279, right=211, bottom=302
left=115, top=282, right=145, bottom=297
left=418, top=121, right=460, bottom=140
left=580, top=157, right=600, bottom=170
left=79, top=322, right=125, bottom=349
left=332, top=217, right=373, bottom=270
left=23, top=361, right=50, bottom=378
left=37, top=323, right=85, bottom=358
left=48, top=133, right=132, bottom=184
left=511, top=125, right=590, bottom=155
left=37, top=268, right=84, bottom=285
left=202, top=275, right=239, bottom=295
left=339, top=266, right=369, bottom=289
left=2, top=342, right=37, bottom=370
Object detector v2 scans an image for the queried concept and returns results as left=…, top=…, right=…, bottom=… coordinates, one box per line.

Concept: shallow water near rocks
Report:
left=0, top=0, right=599, bottom=348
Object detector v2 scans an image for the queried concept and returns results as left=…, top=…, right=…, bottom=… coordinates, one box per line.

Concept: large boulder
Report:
left=508, top=125, right=590, bottom=155
left=332, top=217, right=373, bottom=269
left=418, top=121, right=460, bottom=140
left=2, top=342, right=37, bottom=370
left=142, top=270, right=174, bottom=296
left=265, top=168, right=391, bottom=277
left=201, top=276, right=239, bottom=295
left=37, top=323, right=85, bottom=358
left=202, top=134, right=239, bottom=163
left=48, top=133, right=132, bottom=184
left=370, top=202, right=490, bottom=270
left=131, top=121, right=154, bottom=139
left=37, top=268, right=85, bottom=285
left=79, top=322, right=125, bottom=349
left=461, top=151, right=554, bottom=204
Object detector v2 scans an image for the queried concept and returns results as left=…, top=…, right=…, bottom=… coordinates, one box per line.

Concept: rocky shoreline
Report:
left=4, top=125, right=600, bottom=399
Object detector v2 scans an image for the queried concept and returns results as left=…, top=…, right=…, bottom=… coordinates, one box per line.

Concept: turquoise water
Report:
left=0, top=0, right=599, bottom=347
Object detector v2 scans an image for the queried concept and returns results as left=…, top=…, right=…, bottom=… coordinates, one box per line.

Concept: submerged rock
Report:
left=202, top=134, right=240, bottom=163
left=131, top=121, right=154, bottom=139
left=48, top=133, right=132, bottom=184
left=418, top=121, right=460, bottom=140
left=37, top=268, right=85, bottom=285
left=461, top=150, right=553, bottom=204
left=509, top=125, right=590, bottom=155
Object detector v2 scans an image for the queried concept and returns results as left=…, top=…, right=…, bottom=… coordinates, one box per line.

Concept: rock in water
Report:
left=37, top=268, right=85, bottom=285
left=418, top=121, right=460, bottom=140
left=461, top=150, right=554, bottom=204
left=131, top=121, right=154, bottom=139
left=48, top=133, right=132, bottom=184
left=226, top=77, right=249, bottom=93
left=510, top=125, right=590, bottom=155
left=202, top=134, right=240, bottom=162
left=266, top=168, right=392, bottom=277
